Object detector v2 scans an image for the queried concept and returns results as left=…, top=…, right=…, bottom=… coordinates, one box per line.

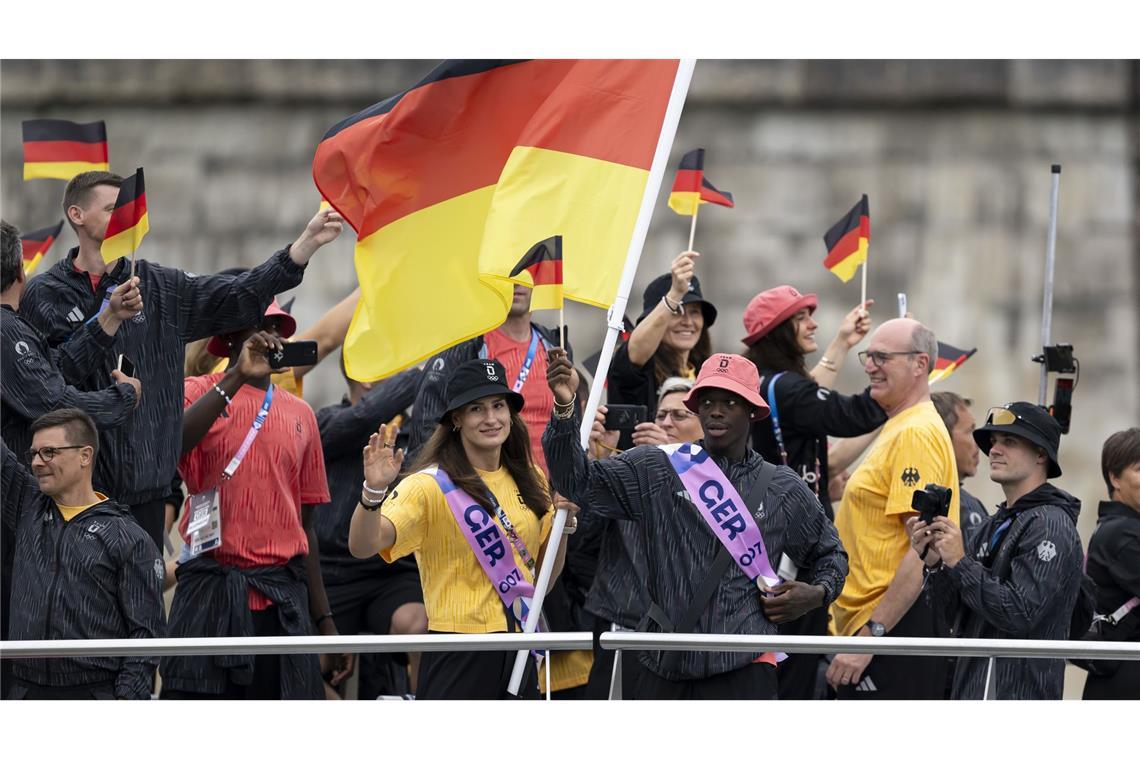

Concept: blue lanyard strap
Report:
left=766, top=372, right=789, bottom=465
left=222, top=384, right=275, bottom=479
left=988, top=515, right=1014, bottom=554
left=512, top=329, right=542, bottom=393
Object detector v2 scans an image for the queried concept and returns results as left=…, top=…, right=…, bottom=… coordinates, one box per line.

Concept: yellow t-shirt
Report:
left=381, top=465, right=553, bottom=634
left=56, top=492, right=109, bottom=522
left=831, top=400, right=960, bottom=636
left=542, top=650, right=595, bottom=694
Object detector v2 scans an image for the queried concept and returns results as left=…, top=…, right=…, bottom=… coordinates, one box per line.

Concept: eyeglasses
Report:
left=24, top=445, right=86, bottom=466
left=655, top=408, right=697, bottom=424
left=858, top=350, right=922, bottom=368
left=985, top=406, right=1053, bottom=441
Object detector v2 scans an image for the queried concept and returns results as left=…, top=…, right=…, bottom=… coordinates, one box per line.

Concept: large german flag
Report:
left=20, top=220, right=64, bottom=275
left=667, top=148, right=734, bottom=216
left=929, top=341, right=977, bottom=385
left=823, top=194, right=870, bottom=283
left=23, top=119, right=109, bottom=181
left=100, top=168, right=149, bottom=264
left=314, top=59, right=680, bottom=381
left=510, top=236, right=564, bottom=312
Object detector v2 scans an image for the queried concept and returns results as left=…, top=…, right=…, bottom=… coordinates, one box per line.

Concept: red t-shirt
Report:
left=178, top=374, right=330, bottom=609
left=482, top=327, right=554, bottom=474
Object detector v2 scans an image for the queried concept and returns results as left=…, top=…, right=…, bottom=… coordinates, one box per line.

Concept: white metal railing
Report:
left=0, top=633, right=590, bottom=659
left=2, top=632, right=1137, bottom=660
left=598, top=632, right=1140, bottom=660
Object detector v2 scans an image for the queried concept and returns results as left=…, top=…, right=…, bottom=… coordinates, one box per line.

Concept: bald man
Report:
left=826, top=319, right=961, bottom=699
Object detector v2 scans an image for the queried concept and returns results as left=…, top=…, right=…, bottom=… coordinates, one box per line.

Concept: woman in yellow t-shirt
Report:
left=348, top=357, right=577, bottom=699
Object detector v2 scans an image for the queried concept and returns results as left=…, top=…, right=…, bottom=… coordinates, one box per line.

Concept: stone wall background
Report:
left=3, top=59, right=1137, bottom=543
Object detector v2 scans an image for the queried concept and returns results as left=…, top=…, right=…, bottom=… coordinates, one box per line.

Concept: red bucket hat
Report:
left=741, top=285, right=818, bottom=346
left=206, top=299, right=297, bottom=358
left=683, top=353, right=771, bottom=420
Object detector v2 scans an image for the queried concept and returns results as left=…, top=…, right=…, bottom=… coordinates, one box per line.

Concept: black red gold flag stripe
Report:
left=668, top=148, right=734, bottom=216
left=929, top=341, right=977, bottom=384
left=509, top=236, right=564, bottom=311
left=313, top=59, right=679, bottom=380
left=100, top=168, right=149, bottom=264
left=822, top=194, right=870, bottom=283
left=20, top=220, right=64, bottom=275
left=22, top=119, right=109, bottom=180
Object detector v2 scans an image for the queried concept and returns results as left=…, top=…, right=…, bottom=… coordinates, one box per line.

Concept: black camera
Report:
left=911, top=484, right=953, bottom=524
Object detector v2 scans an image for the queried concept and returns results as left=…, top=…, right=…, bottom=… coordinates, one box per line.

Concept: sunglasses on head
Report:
left=985, top=406, right=1053, bottom=441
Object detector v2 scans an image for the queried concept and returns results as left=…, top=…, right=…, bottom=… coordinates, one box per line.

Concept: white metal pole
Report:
left=506, top=58, right=697, bottom=695
left=1039, top=164, right=1061, bottom=406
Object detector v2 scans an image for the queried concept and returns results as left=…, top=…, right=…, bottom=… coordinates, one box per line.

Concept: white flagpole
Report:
left=687, top=202, right=699, bottom=251
left=859, top=259, right=868, bottom=318
left=1039, top=164, right=1061, bottom=406
left=506, top=58, right=697, bottom=695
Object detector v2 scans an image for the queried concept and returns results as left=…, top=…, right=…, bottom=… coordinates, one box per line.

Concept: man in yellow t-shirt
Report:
left=827, top=318, right=960, bottom=699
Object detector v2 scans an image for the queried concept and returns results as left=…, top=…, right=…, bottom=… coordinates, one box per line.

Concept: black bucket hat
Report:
left=439, top=358, right=524, bottom=423
left=637, top=272, right=718, bottom=327
left=973, top=401, right=1063, bottom=478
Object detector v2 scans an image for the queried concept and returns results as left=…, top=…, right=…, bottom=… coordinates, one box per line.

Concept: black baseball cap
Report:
left=638, top=272, right=718, bottom=326
left=973, top=401, right=1063, bottom=478
left=440, top=358, right=524, bottom=423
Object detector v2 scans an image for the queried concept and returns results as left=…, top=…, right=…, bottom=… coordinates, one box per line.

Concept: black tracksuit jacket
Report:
left=19, top=246, right=306, bottom=506
left=927, top=483, right=1083, bottom=699
left=1, top=441, right=166, bottom=699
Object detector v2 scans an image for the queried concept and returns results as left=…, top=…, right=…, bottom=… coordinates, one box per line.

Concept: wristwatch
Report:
left=865, top=620, right=887, bottom=637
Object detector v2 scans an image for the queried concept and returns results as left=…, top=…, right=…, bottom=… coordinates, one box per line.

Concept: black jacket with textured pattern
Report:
left=1, top=440, right=165, bottom=699
left=19, top=247, right=306, bottom=505
left=928, top=482, right=1083, bottom=699
left=543, top=409, right=847, bottom=681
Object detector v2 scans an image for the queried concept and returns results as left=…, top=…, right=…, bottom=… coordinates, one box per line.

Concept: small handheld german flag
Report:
left=509, top=235, right=564, bottom=312
left=20, top=220, right=64, bottom=276
left=929, top=342, right=977, bottom=385
left=667, top=148, right=734, bottom=216
left=823, top=194, right=870, bottom=283
left=100, top=168, right=149, bottom=265
left=23, top=119, right=109, bottom=181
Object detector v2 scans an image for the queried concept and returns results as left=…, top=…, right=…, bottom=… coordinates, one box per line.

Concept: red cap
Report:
left=206, top=299, right=297, bottom=358
left=741, top=285, right=818, bottom=346
left=683, top=353, right=770, bottom=420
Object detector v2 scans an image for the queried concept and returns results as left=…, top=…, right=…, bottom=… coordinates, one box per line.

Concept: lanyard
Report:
left=485, top=487, right=537, bottom=574
left=512, top=329, right=542, bottom=394
left=988, top=515, right=1014, bottom=555
left=222, top=384, right=274, bottom=479
left=765, top=372, right=820, bottom=494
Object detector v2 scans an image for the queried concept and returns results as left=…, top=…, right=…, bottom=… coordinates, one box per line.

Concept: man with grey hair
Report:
left=827, top=318, right=961, bottom=699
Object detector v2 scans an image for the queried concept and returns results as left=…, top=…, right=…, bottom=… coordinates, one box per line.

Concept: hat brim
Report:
left=638, top=297, right=718, bottom=327
left=741, top=293, right=818, bottom=346
left=440, top=386, right=525, bottom=424
left=973, top=424, right=1062, bottom=478
left=206, top=310, right=298, bottom=358
left=682, top=379, right=770, bottom=421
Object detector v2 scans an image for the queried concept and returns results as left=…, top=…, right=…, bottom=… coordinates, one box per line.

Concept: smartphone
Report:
left=269, top=340, right=318, bottom=369
left=117, top=354, right=136, bottom=378
left=604, top=404, right=648, bottom=431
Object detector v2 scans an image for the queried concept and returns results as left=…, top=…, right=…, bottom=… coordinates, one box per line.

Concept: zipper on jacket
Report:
left=42, top=511, right=72, bottom=683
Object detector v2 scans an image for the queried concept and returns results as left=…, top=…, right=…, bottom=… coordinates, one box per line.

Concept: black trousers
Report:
left=776, top=605, right=830, bottom=699
left=416, top=631, right=540, bottom=700
left=635, top=663, right=777, bottom=700
left=1082, top=659, right=1140, bottom=700
left=836, top=593, right=948, bottom=700
left=7, top=678, right=117, bottom=700
left=162, top=608, right=284, bottom=699
left=584, top=616, right=647, bottom=699
left=129, top=497, right=167, bottom=553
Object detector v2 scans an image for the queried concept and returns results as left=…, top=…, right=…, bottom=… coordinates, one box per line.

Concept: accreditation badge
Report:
left=187, top=486, right=222, bottom=557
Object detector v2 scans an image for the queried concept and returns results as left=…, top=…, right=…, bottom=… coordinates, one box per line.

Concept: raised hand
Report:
left=545, top=348, right=579, bottom=406
left=589, top=406, right=620, bottom=460
left=108, top=277, right=143, bottom=322
left=668, top=250, right=700, bottom=302
left=836, top=299, right=874, bottom=348
left=234, top=330, right=284, bottom=381
left=290, top=208, right=345, bottom=264
left=363, top=422, right=404, bottom=491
